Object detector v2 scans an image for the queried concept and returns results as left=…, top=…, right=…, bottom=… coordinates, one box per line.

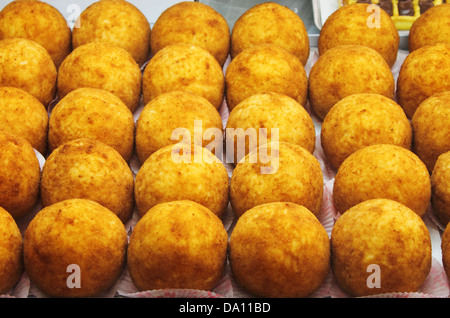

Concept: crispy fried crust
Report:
left=321, top=93, right=412, bottom=170
left=0, top=38, right=56, bottom=106
left=0, top=0, right=72, bottom=68
left=135, top=90, right=223, bottom=164
left=231, top=2, right=310, bottom=65
left=0, top=207, right=23, bottom=294
left=24, top=198, right=127, bottom=297
left=225, top=44, right=308, bottom=111
left=412, top=91, right=450, bottom=172
left=0, top=87, right=49, bottom=155
left=318, top=3, right=399, bottom=67
left=331, top=199, right=431, bottom=297
left=127, top=200, right=228, bottom=291
left=41, top=138, right=134, bottom=223
left=135, top=144, right=229, bottom=219
left=72, top=0, right=150, bottom=66
left=143, top=43, right=225, bottom=109
left=409, top=3, right=450, bottom=52
left=0, top=131, right=41, bottom=219
left=229, top=202, right=330, bottom=298
left=49, top=87, right=135, bottom=162
left=226, top=92, right=316, bottom=164
left=397, top=43, right=450, bottom=118
left=57, top=42, right=142, bottom=112
left=431, top=151, right=450, bottom=227
left=309, top=45, right=394, bottom=120
left=333, top=144, right=431, bottom=216
left=151, top=2, right=230, bottom=66
left=230, top=142, right=323, bottom=218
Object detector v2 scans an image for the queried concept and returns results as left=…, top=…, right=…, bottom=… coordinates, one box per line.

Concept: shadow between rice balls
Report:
left=441, top=219, right=450, bottom=280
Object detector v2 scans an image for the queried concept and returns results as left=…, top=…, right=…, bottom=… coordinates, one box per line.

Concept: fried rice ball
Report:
left=225, top=44, right=308, bottom=111
left=318, top=3, right=399, bottom=67
left=412, top=91, right=450, bottom=172
left=231, top=2, right=310, bottom=65
left=40, top=139, right=134, bottom=223
left=321, top=93, right=412, bottom=170
left=333, top=144, right=431, bottom=217
left=127, top=200, right=228, bottom=291
left=48, top=87, right=135, bottom=162
left=142, top=43, right=224, bottom=109
left=441, top=220, right=450, bottom=280
left=24, top=198, right=127, bottom=297
left=0, top=0, right=72, bottom=68
left=397, top=43, right=450, bottom=118
left=431, top=151, right=450, bottom=227
left=230, top=142, right=323, bottom=218
left=225, top=92, right=316, bottom=165
left=135, top=144, right=229, bottom=219
left=151, top=1, right=230, bottom=66
left=0, top=207, right=23, bottom=294
left=309, top=45, right=395, bottom=120
left=409, top=3, right=450, bottom=52
left=57, top=42, right=142, bottom=112
left=72, top=0, right=151, bottom=66
left=0, top=86, right=49, bottom=155
left=229, top=202, right=330, bottom=298
left=331, top=199, right=432, bottom=297
left=135, top=90, right=223, bottom=164
left=0, top=38, right=56, bottom=106
left=0, top=131, right=40, bottom=219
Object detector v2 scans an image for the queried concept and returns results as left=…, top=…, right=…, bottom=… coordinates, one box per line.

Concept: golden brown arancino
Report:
left=23, top=198, right=127, bottom=297
left=229, top=202, right=330, bottom=298
left=127, top=200, right=228, bottom=292
left=331, top=199, right=431, bottom=297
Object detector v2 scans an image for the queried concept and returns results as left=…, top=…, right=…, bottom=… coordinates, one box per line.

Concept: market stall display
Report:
left=0, top=0, right=449, bottom=299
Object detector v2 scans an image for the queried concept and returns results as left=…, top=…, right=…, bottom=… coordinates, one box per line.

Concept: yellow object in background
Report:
left=339, top=0, right=445, bottom=30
